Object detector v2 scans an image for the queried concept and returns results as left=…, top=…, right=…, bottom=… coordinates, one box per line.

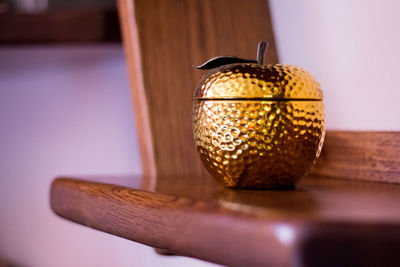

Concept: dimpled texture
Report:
left=195, top=64, right=323, bottom=100
left=193, top=100, right=325, bottom=188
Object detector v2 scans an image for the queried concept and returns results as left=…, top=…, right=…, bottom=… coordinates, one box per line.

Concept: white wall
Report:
left=270, top=0, right=400, bottom=130
left=0, top=46, right=216, bottom=267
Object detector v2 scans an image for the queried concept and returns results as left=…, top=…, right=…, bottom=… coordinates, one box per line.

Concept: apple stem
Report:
left=256, top=41, right=268, bottom=65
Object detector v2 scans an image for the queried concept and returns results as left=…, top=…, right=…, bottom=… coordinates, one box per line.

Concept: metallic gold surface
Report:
left=195, top=64, right=323, bottom=100
left=193, top=64, right=325, bottom=188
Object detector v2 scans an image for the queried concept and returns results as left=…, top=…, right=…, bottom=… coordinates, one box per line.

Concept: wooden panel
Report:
left=51, top=174, right=400, bottom=267
left=312, top=131, right=400, bottom=184
left=117, top=0, right=156, bottom=183
left=0, top=8, right=120, bottom=44
left=117, top=0, right=279, bottom=186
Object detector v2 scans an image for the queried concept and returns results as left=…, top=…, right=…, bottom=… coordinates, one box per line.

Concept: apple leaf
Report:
left=194, top=56, right=257, bottom=70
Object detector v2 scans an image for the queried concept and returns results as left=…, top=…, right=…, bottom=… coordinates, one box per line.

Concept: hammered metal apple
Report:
left=192, top=41, right=325, bottom=189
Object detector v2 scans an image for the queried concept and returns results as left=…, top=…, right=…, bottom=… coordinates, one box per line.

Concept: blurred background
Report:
left=0, top=0, right=399, bottom=266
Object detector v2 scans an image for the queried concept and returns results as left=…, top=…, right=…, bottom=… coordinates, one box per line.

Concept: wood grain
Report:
left=312, top=131, right=400, bottom=184
left=51, top=174, right=400, bottom=267
left=118, top=0, right=279, bottom=187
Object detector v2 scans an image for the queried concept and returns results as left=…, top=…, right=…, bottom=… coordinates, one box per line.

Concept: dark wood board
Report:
left=51, top=173, right=400, bottom=267
left=0, top=8, right=120, bottom=44
left=312, top=131, right=400, bottom=184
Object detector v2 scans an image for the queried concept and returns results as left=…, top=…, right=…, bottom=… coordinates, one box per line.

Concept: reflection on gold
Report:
left=193, top=64, right=325, bottom=189
left=195, top=64, right=323, bottom=100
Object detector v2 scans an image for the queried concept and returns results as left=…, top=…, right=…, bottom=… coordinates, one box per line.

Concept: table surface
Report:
left=50, top=173, right=400, bottom=267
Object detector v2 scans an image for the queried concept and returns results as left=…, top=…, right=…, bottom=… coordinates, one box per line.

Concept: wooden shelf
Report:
left=51, top=173, right=400, bottom=267
left=0, top=8, right=120, bottom=44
